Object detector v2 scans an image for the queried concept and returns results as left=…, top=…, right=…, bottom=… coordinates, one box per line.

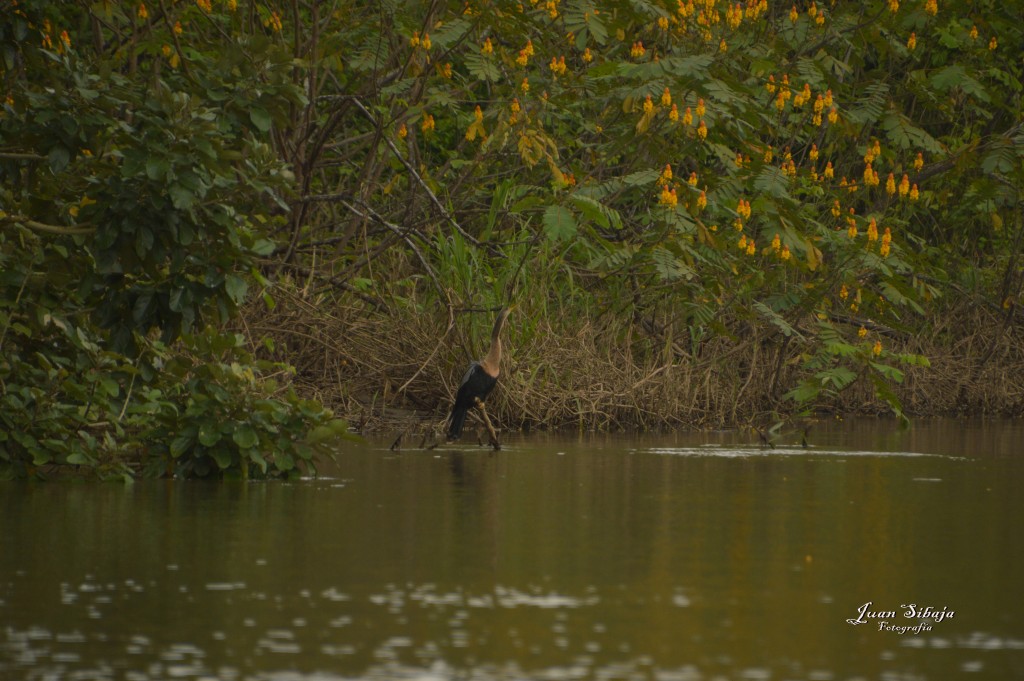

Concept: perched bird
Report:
left=447, top=306, right=514, bottom=440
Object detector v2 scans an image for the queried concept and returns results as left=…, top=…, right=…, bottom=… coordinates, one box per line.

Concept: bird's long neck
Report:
left=479, top=310, right=508, bottom=377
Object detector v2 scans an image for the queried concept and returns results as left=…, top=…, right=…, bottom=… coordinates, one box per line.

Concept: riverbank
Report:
left=242, top=286, right=1024, bottom=434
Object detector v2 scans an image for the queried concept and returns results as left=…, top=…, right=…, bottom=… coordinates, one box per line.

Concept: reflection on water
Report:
left=2, top=419, right=1023, bottom=680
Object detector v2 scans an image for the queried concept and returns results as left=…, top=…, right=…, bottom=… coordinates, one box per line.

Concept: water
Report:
left=2, top=418, right=1023, bottom=680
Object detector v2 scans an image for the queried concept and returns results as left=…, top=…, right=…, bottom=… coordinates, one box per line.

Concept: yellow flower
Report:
left=397, top=123, right=408, bottom=139
left=669, top=103, right=679, bottom=122
left=719, top=38, right=728, bottom=52
left=657, top=15, right=670, bottom=31
left=482, top=38, right=493, bottom=55
left=898, top=174, right=910, bottom=197
left=174, top=21, right=183, bottom=35
left=746, top=239, right=756, bottom=256
left=421, top=113, right=435, bottom=133
left=888, top=0, right=899, bottom=11
left=524, top=39, right=535, bottom=57
left=910, top=183, right=919, bottom=201
left=789, top=4, right=799, bottom=22
left=824, top=161, right=834, bottom=180
left=828, top=106, right=838, bottom=124
left=226, top=0, right=237, bottom=10
left=688, top=171, right=698, bottom=187
left=989, top=36, right=997, bottom=51
left=642, top=94, right=654, bottom=114
left=521, top=77, right=530, bottom=93
left=867, top=217, right=879, bottom=241
left=809, top=144, right=819, bottom=162
left=196, top=0, right=212, bottom=12
left=808, top=2, right=818, bottom=18
left=771, top=233, right=781, bottom=251
left=914, top=151, right=924, bottom=171
left=661, top=87, right=672, bottom=107
left=735, top=152, right=744, bottom=168
left=137, top=2, right=148, bottom=20
left=733, top=218, right=744, bottom=231
left=268, top=11, right=283, bottom=32
left=907, top=32, right=917, bottom=51
left=858, top=326, right=868, bottom=338
left=885, top=172, right=896, bottom=195
left=872, top=340, right=882, bottom=356
left=840, top=284, right=849, bottom=300
left=831, top=200, right=841, bottom=217
left=630, top=41, right=646, bottom=59
left=924, top=0, right=937, bottom=16
left=738, top=235, right=748, bottom=250
left=438, top=62, right=452, bottom=78
left=582, top=47, right=593, bottom=63
left=737, top=198, right=751, bottom=219
left=697, top=119, right=707, bottom=140
left=764, top=145, right=773, bottom=163
left=659, top=185, right=679, bottom=208
left=696, top=98, right=705, bottom=118
left=549, top=55, right=567, bottom=75
left=410, top=31, right=421, bottom=49
left=766, top=75, right=776, bottom=94
left=780, top=245, right=791, bottom=260
left=162, top=43, right=173, bottom=57
left=696, top=190, right=707, bottom=211
left=969, top=25, right=978, bottom=40
left=815, top=12, right=824, bottom=26
left=683, top=106, right=693, bottom=126
left=660, top=164, right=673, bottom=183
left=823, top=90, right=833, bottom=108
left=58, top=30, right=71, bottom=52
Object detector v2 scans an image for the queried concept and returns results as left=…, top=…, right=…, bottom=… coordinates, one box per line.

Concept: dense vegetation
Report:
left=1, top=0, right=1022, bottom=477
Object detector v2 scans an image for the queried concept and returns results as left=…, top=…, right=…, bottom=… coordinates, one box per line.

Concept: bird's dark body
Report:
left=446, top=362, right=498, bottom=440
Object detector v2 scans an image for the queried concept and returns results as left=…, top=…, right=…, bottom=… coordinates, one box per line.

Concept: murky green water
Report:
left=3, top=419, right=1023, bottom=680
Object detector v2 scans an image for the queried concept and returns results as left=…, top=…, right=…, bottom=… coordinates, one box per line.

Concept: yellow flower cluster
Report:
left=924, top=0, right=937, bottom=16
left=517, top=39, right=534, bottom=66
left=914, top=152, right=924, bottom=171
left=669, top=104, right=680, bottom=122
left=863, top=162, right=880, bottom=187
left=866, top=217, right=879, bottom=242
left=697, top=119, right=707, bottom=140
left=397, top=123, right=408, bottom=139
left=138, top=3, right=148, bottom=20
left=421, top=113, right=435, bottom=133
left=481, top=38, right=493, bottom=55
left=880, top=226, right=892, bottom=257
left=265, top=10, right=283, bottom=32
left=661, top=87, right=672, bottom=107
left=196, top=0, right=212, bottom=13
left=643, top=94, right=654, bottom=114
left=549, top=55, right=567, bottom=75
left=660, top=164, right=673, bottom=183
left=824, top=161, right=834, bottom=179
left=696, top=190, right=707, bottom=211
left=898, top=174, right=910, bottom=197
left=659, top=185, right=679, bottom=208
left=885, top=172, right=896, bottom=195
left=630, top=41, right=646, bottom=59
left=907, top=32, right=917, bottom=51
left=737, top=198, right=751, bottom=219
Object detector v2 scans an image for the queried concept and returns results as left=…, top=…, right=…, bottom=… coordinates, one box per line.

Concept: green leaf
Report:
left=48, top=146, right=71, bottom=173
left=250, top=107, right=272, bottom=132
left=198, top=421, right=221, bottom=447
left=543, top=205, right=578, bottom=242
left=232, top=424, right=258, bottom=448
left=225, top=275, right=248, bottom=305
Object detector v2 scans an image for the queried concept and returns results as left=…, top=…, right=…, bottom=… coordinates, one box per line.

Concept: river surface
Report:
left=2, top=418, right=1023, bottom=680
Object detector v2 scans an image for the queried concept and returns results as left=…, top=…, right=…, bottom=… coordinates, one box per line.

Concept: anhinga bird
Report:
left=446, top=306, right=514, bottom=441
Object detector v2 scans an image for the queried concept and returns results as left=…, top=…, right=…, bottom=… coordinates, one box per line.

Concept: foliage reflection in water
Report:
left=2, top=419, right=1023, bottom=680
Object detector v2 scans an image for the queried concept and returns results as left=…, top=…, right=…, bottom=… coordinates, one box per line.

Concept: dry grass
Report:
left=236, top=285, right=1024, bottom=434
